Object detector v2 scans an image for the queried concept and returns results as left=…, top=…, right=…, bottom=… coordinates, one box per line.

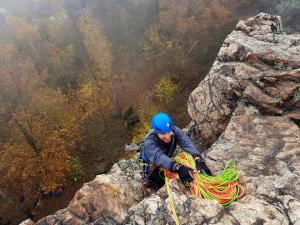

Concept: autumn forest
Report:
left=0, top=0, right=299, bottom=224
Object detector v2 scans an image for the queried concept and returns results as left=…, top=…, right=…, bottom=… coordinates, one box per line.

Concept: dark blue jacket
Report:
left=142, top=126, right=200, bottom=170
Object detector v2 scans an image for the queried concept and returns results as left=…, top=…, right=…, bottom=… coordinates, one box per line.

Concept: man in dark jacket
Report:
left=141, top=112, right=212, bottom=189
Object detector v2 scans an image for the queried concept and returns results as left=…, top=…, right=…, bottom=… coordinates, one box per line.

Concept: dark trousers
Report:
left=147, top=167, right=165, bottom=189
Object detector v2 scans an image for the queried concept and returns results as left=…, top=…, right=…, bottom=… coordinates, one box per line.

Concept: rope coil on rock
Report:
left=164, top=152, right=244, bottom=206
left=162, top=152, right=244, bottom=224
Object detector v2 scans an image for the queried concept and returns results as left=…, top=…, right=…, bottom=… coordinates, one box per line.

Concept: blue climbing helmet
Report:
left=152, top=112, right=173, bottom=134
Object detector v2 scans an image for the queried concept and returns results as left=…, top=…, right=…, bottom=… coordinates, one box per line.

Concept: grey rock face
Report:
left=188, top=12, right=300, bottom=149
left=22, top=13, right=300, bottom=225
left=206, top=103, right=300, bottom=224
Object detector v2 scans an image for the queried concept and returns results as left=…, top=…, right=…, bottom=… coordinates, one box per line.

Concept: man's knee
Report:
left=147, top=167, right=165, bottom=189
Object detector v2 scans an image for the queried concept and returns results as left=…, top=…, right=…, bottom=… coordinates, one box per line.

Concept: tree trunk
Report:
left=15, top=120, right=40, bottom=154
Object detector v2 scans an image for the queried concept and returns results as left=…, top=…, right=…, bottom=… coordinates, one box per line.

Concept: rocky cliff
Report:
left=21, top=13, right=300, bottom=225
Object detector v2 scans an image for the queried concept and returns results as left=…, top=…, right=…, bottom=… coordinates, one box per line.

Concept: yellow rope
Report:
left=165, top=174, right=180, bottom=225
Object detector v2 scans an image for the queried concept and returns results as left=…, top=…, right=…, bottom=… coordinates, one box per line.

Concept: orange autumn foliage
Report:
left=0, top=44, right=79, bottom=197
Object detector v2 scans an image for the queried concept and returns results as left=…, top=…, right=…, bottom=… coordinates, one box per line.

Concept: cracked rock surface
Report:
left=188, top=13, right=300, bottom=149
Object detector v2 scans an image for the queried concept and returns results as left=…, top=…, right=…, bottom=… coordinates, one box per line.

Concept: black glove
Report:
left=194, top=155, right=212, bottom=176
left=171, top=162, right=194, bottom=183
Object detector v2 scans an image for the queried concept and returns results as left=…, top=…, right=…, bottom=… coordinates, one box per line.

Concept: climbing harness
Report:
left=139, top=148, right=151, bottom=176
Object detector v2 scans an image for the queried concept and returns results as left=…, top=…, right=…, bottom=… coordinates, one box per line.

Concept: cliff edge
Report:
left=21, top=13, right=300, bottom=225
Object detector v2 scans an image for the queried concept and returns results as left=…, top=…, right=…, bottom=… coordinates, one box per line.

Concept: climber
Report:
left=141, top=112, right=212, bottom=189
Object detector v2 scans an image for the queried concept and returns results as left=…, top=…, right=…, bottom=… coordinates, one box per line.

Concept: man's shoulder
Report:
left=144, top=131, right=157, bottom=143
left=172, top=126, right=183, bottom=134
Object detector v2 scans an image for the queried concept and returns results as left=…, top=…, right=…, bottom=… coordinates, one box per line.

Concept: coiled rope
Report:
left=163, top=152, right=244, bottom=224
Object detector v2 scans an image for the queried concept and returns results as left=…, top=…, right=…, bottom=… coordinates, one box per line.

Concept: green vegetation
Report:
left=154, top=75, right=179, bottom=104
left=69, top=157, right=84, bottom=182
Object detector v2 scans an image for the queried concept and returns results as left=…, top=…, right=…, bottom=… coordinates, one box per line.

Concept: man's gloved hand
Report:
left=194, top=155, right=213, bottom=176
left=171, top=162, right=194, bottom=183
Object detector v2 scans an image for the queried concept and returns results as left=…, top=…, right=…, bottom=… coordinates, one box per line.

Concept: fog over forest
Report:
left=0, top=0, right=299, bottom=224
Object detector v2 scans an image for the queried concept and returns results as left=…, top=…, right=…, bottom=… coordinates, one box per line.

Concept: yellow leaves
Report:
left=0, top=144, right=37, bottom=194
left=197, top=0, right=231, bottom=31
left=147, top=26, right=162, bottom=47
left=0, top=44, right=17, bottom=63
left=131, top=120, right=151, bottom=144
left=142, top=26, right=166, bottom=59
left=0, top=142, right=72, bottom=195
left=79, top=9, right=113, bottom=78
left=69, top=157, right=84, bottom=182
left=0, top=3, right=108, bottom=201
left=0, top=62, right=79, bottom=195
left=131, top=75, right=179, bottom=144
left=142, top=23, right=186, bottom=70
left=143, top=0, right=232, bottom=68
left=33, top=87, right=66, bottom=104
left=30, top=88, right=68, bottom=122
left=131, top=91, right=159, bottom=143
left=159, top=0, right=192, bottom=29
left=0, top=46, right=42, bottom=112
left=154, top=74, right=179, bottom=104
left=78, top=10, right=116, bottom=110
left=80, top=83, right=96, bottom=98
left=39, top=148, right=71, bottom=192
left=75, top=82, right=113, bottom=118
left=166, top=41, right=173, bottom=49
left=6, top=16, right=41, bottom=44
left=49, top=44, right=68, bottom=66
left=11, top=86, right=79, bottom=149
left=0, top=44, right=80, bottom=195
